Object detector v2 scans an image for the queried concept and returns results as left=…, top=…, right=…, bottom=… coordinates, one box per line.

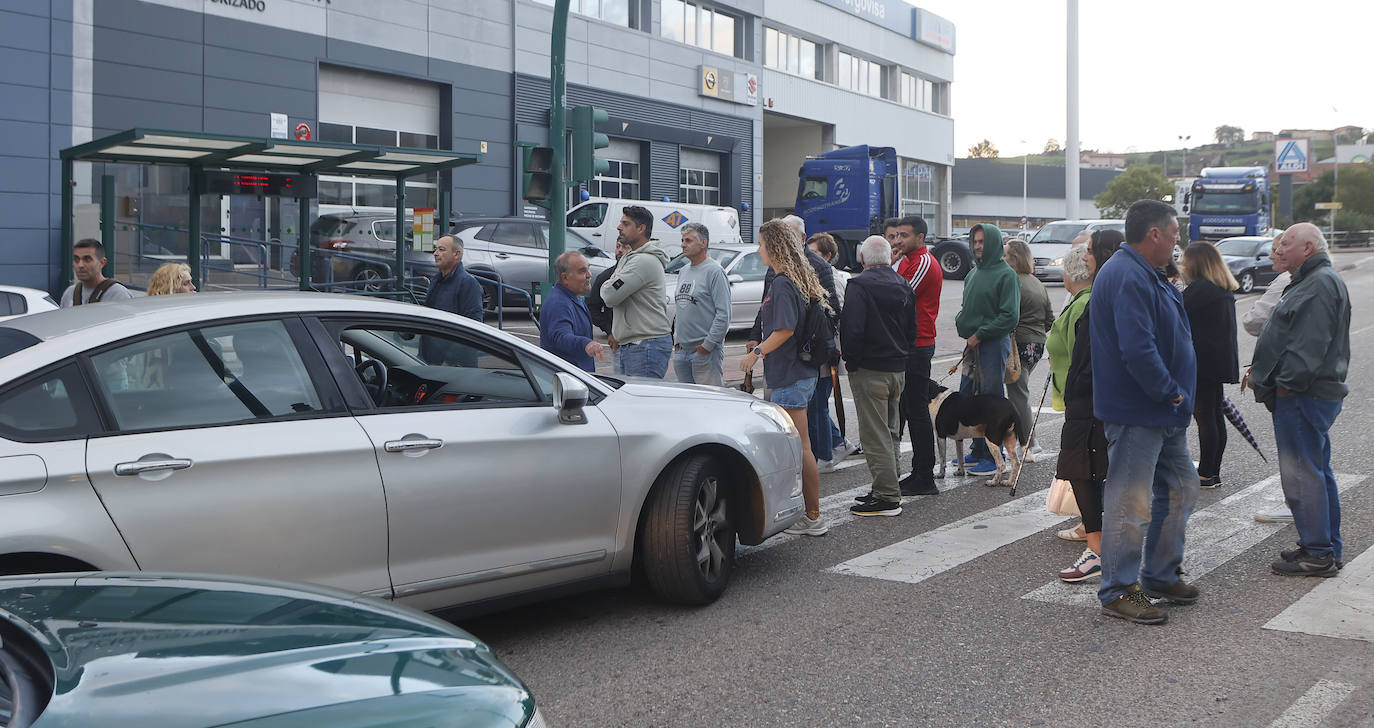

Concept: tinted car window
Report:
left=335, top=324, right=541, bottom=407
left=372, top=220, right=397, bottom=243
left=492, top=223, right=538, bottom=249
left=89, top=320, right=327, bottom=431
left=0, top=328, right=40, bottom=359
left=568, top=203, right=607, bottom=228
left=0, top=363, right=100, bottom=441
left=474, top=224, right=498, bottom=242
left=0, top=292, right=21, bottom=316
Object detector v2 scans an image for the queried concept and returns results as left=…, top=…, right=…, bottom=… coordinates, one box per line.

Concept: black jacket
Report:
left=587, top=262, right=617, bottom=336
left=748, top=247, right=839, bottom=342
left=1183, top=278, right=1240, bottom=385
left=1055, top=305, right=1108, bottom=482
left=840, top=267, right=915, bottom=373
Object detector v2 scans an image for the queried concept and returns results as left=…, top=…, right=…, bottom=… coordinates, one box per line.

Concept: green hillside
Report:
left=986, top=139, right=1337, bottom=176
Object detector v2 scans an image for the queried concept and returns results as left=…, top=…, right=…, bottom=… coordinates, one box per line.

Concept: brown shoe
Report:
left=1101, top=584, right=1167, bottom=625
left=1142, top=578, right=1200, bottom=605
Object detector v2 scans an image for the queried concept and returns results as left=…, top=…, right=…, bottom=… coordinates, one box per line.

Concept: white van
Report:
left=566, top=198, right=745, bottom=258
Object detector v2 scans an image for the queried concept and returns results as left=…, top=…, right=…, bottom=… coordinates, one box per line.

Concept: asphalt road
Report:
left=455, top=248, right=1374, bottom=727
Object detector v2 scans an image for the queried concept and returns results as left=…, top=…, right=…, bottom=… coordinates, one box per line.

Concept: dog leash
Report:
left=1008, top=373, right=1053, bottom=498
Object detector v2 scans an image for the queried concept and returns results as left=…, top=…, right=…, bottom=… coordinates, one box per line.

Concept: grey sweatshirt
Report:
left=672, top=257, right=731, bottom=351
left=599, top=240, right=672, bottom=346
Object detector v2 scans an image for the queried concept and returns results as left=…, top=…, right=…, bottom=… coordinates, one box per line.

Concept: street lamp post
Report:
left=1178, top=134, right=1191, bottom=176
left=1020, top=140, right=1028, bottom=233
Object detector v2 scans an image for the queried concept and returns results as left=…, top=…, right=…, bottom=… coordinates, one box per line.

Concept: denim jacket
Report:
left=1250, top=253, right=1350, bottom=404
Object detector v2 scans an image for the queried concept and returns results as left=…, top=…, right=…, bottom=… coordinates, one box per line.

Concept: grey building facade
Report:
left=1, top=0, right=952, bottom=292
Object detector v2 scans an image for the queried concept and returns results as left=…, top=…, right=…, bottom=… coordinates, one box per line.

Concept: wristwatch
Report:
left=751, top=346, right=763, bottom=357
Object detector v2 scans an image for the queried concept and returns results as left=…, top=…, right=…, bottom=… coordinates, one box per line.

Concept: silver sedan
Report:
left=664, top=244, right=768, bottom=330
left=0, top=292, right=804, bottom=612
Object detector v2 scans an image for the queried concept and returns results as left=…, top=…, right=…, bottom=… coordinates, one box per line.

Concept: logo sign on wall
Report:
left=698, top=66, right=758, bottom=107
left=294, top=122, right=312, bottom=141
left=1274, top=138, right=1309, bottom=173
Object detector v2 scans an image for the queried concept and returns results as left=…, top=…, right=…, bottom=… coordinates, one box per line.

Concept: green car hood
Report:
left=0, top=573, right=533, bottom=728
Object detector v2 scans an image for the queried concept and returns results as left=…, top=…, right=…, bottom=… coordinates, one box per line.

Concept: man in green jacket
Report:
left=1248, top=222, right=1350, bottom=577
left=953, top=224, right=1021, bottom=473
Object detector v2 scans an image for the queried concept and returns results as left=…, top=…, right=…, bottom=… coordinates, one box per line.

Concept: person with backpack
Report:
left=62, top=239, right=135, bottom=306
left=741, top=219, right=835, bottom=537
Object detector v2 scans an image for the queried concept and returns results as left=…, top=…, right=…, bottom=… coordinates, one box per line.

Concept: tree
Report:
left=1293, top=170, right=1335, bottom=222
left=1043, top=138, right=1062, bottom=154
left=967, top=139, right=999, bottom=159
left=1335, top=164, right=1374, bottom=216
left=1214, top=125, right=1244, bottom=146
left=1336, top=127, right=1366, bottom=144
left=1093, top=165, right=1172, bottom=219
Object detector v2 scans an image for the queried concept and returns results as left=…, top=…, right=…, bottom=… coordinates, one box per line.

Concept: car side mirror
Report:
left=727, top=273, right=744, bottom=284
left=582, top=245, right=603, bottom=258
left=553, top=372, right=589, bottom=425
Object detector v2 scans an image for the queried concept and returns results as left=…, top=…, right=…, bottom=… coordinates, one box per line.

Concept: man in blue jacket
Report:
left=540, top=251, right=603, bottom=372
left=1249, top=222, right=1350, bottom=577
left=1090, top=199, right=1198, bottom=625
left=421, top=235, right=483, bottom=365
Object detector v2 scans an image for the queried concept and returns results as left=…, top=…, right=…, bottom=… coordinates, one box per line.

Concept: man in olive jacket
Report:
left=952, top=224, right=1020, bottom=470
left=1249, top=222, right=1351, bottom=577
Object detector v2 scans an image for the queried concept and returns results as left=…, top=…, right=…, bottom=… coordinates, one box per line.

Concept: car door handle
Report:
left=495, top=253, right=510, bottom=259
left=114, top=459, right=193, bottom=476
left=384, top=438, right=444, bottom=453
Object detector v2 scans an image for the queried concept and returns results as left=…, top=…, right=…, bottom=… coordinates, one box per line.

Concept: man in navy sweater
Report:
left=1090, top=199, right=1198, bottom=626
left=540, top=251, right=603, bottom=372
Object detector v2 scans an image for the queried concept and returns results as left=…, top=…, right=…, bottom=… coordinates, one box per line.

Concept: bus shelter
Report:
left=59, top=128, right=481, bottom=294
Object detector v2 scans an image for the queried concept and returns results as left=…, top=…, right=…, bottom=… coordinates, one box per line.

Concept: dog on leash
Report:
left=927, top=380, right=1023, bottom=486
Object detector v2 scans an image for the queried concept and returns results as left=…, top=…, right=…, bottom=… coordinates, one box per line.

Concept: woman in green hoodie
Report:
left=953, top=224, right=1021, bottom=471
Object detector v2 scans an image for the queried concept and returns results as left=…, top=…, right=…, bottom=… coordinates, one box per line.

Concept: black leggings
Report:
left=1194, top=381, right=1227, bottom=479
left=1070, top=479, right=1103, bottom=534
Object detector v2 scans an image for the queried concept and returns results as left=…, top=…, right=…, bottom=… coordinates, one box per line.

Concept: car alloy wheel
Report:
left=354, top=266, right=386, bottom=293
left=1239, top=271, right=1255, bottom=294
left=640, top=454, right=736, bottom=605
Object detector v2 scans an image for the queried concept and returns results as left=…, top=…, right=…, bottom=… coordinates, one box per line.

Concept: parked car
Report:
left=0, top=571, right=545, bottom=728
left=452, top=217, right=613, bottom=306
left=930, top=236, right=975, bottom=280
left=0, top=293, right=802, bottom=613
left=0, top=285, right=58, bottom=322
left=1028, top=219, right=1125, bottom=282
left=663, top=244, right=768, bottom=330
left=1214, top=235, right=1278, bottom=293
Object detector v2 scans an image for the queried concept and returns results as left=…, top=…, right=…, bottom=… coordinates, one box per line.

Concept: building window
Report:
left=901, top=159, right=941, bottom=232
left=317, top=123, right=439, bottom=211
left=589, top=160, right=641, bottom=200
left=837, top=51, right=886, bottom=99
left=532, top=0, right=632, bottom=28
left=661, top=0, right=740, bottom=57
left=764, top=27, right=819, bottom=80
left=900, top=72, right=942, bottom=114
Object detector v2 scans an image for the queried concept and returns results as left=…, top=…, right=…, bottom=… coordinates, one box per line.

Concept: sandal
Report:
left=1056, top=523, right=1087, bottom=542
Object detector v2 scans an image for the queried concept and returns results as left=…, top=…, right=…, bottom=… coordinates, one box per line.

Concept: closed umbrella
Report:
left=1221, top=395, right=1268, bottom=463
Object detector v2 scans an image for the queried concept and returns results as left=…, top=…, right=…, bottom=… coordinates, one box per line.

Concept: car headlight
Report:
left=751, top=399, right=797, bottom=435
left=1051, top=257, right=1064, bottom=266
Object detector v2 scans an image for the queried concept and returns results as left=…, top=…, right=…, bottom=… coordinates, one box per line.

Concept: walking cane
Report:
left=1008, top=374, right=1053, bottom=498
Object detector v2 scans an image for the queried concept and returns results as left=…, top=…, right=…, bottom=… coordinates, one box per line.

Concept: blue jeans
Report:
left=1273, top=395, right=1344, bottom=560
left=808, top=372, right=834, bottom=462
left=671, top=344, right=724, bottom=386
left=959, top=335, right=1011, bottom=459
left=619, top=335, right=671, bottom=379
left=1098, top=422, right=1199, bottom=605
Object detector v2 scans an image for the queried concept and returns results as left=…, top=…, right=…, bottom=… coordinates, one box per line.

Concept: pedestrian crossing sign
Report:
left=1274, top=138, right=1309, bottom=173
left=662, top=211, right=688, bottom=228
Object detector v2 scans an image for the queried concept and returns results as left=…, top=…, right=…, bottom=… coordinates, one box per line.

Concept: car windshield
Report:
left=665, top=248, right=737, bottom=273
left=1029, top=222, right=1089, bottom=244
left=1192, top=189, right=1261, bottom=215
left=1214, top=238, right=1262, bottom=257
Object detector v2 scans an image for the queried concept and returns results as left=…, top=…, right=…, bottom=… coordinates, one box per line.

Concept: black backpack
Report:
left=796, top=297, right=835, bottom=366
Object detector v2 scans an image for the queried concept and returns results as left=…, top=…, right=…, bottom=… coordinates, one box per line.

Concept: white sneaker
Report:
left=784, top=514, right=829, bottom=536
left=1254, top=506, right=1295, bottom=524
left=817, top=458, right=837, bottom=473
left=832, top=440, right=859, bottom=461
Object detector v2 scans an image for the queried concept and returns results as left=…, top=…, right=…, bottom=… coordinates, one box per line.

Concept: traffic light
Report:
left=522, top=145, right=554, bottom=207
left=571, top=105, right=610, bottom=183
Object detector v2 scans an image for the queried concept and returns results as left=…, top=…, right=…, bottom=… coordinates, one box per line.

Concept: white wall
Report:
left=954, top=193, right=1104, bottom=221
left=762, top=122, right=824, bottom=209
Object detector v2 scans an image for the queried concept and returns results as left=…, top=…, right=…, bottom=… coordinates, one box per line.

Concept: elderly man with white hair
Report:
left=841, top=235, right=917, bottom=516
left=1248, top=222, right=1351, bottom=577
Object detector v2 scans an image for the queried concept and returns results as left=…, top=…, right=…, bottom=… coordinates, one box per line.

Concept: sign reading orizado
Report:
left=1274, top=138, right=1309, bottom=173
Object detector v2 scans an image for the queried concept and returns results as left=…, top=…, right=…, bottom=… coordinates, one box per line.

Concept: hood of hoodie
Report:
left=973, top=224, right=1005, bottom=269
left=628, top=240, right=671, bottom=267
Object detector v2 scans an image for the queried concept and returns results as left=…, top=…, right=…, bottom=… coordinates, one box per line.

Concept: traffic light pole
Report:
left=546, top=0, right=570, bottom=301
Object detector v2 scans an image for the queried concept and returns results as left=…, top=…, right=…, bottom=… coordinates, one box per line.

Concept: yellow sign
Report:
left=1314, top=202, right=1342, bottom=210
left=700, top=66, right=719, bottom=97
left=412, top=208, right=434, bottom=251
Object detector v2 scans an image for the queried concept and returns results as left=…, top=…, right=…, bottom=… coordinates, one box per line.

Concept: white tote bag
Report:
left=1047, top=478, right=1080, bottom=517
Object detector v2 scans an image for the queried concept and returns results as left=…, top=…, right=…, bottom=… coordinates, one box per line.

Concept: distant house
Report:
left=1080, top=152, right=1127, bottom=168
left=1250, top=131, right=1275, bottom=142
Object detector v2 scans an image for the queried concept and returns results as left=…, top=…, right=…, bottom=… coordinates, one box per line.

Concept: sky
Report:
left=909, top=0, right=1374, bottom=157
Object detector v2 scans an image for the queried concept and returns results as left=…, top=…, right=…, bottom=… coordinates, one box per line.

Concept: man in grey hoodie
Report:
left=599, top=205, right=672, bottom=378
left=671, top=222, right=731, bottom=385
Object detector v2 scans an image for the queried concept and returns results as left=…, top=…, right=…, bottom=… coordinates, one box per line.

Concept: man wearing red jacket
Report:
left=888, top=216, right=943, bottom=495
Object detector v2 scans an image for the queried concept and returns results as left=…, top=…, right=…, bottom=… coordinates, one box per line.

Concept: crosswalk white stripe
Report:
left=825, top=488, right=1075, bottom=585
left=1022, top=473, right=1366, bottom=607
left=1265, top=526, right=1374, bottom=643
left=1266, top=679, right=1358, bottom=728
